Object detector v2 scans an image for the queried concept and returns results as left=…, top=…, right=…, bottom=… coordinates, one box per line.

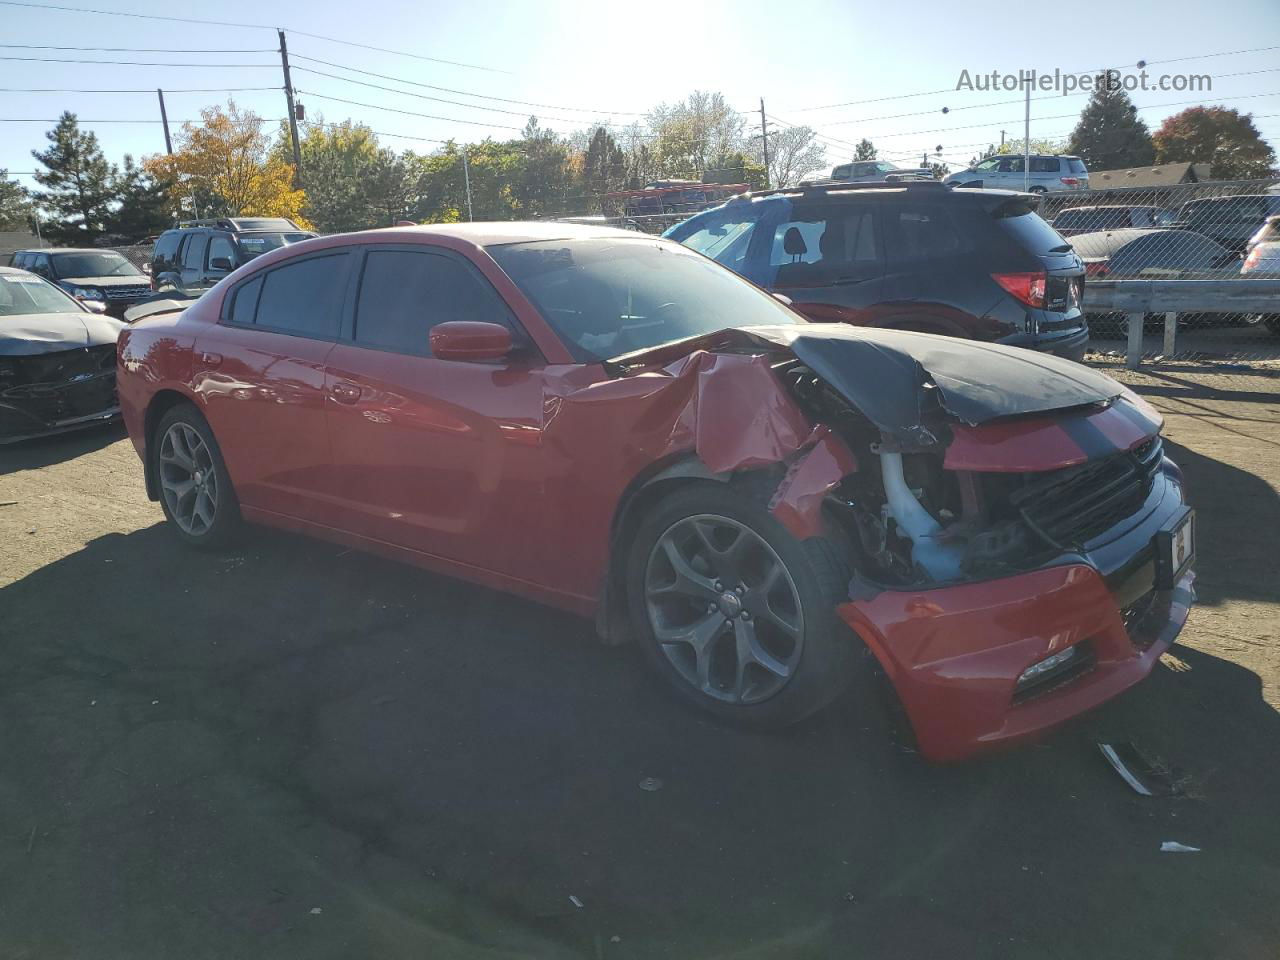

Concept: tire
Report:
left=626, top=482, right=859, bottom=729
left=1262, top=315, right=1280, bottom=337
left=1029, top=185, right=1048, bottom=195
left=152, top=403, right=242, bottom=549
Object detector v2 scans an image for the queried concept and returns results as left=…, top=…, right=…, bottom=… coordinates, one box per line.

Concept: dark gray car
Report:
left=8, top=249, right=151, bottom=318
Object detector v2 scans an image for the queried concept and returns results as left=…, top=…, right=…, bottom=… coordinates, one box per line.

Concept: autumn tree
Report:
left=30, top=112, right=118, bottom=243
left=1153, top=106, right=1276, bottom=180
left=147, top=101, right=310, bottom=225
left=853, top=138, right=877, bottom=161
left=1067, top=80, right=1154, bottom=170
left=0, top=170, right=31, bottom=230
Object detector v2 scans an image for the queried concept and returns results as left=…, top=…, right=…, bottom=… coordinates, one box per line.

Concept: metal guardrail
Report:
left=1085, top=279, right=1280, bottom=368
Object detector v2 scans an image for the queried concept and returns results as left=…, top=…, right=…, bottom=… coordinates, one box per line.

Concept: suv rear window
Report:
left=154, top=232, right=181, bottom=263
left=1067, top=158, right=1088, bottom=174
left=235, top=231, right=313, bottom=261
left=993, top=202, right=1071, bottom=255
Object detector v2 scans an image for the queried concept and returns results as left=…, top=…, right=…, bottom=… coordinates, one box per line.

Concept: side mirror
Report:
left=430, top=321, right=513, bottom=362
left=82, top=299, right=108, bottom=314
left=209, top=257, right=233, bottom=272
left=772, top=293, right=793, bottom=306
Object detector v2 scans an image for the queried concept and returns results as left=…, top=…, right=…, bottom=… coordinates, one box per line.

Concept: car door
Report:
left=322, top=244, right=548, bottom=575
left=177, top=231, right=208, bottom=296
left=27, top=253, right=54, bottom=281
left=193, top=247, right=355, bottom=522
left=750, top=200, right=884, bottom=323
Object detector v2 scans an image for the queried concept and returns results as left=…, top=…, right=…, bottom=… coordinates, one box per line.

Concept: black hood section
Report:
left=616, top=324, right=1122, bottom=446
left=0, top=311, right=125, bottom=356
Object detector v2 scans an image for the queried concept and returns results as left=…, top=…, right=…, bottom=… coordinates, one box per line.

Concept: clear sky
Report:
left=2, top=0, right=1278, bottom=191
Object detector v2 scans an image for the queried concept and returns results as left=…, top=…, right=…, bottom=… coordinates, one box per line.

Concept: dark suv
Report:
left=8, top=248, right=151, bottom=318
left=664, top=181, right=1088, bottom=361
left=150, top=218, right=316, bottom=298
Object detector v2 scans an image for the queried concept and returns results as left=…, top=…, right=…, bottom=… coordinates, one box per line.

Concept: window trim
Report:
left=342, top=243, right=541, bottom=362
left=219, top=247, right=357, bottom=343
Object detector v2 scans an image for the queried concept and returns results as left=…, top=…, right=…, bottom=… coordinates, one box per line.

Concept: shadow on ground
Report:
left=1, top=519, right=1278, bottom=959
left=0, top=421, right=127, bottom=476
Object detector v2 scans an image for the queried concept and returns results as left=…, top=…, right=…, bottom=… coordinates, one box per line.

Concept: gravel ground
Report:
left=1, top=366, right=1277, bottom=959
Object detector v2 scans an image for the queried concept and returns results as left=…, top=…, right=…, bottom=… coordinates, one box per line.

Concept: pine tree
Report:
left=1066, top=80, right=1154, bottom=171
left=0, top=169, right=31, bottom=230
left=853, top=139, right=877, bottom=161
left=30, top=112, right=119, bottom=243
left=582, top=127, right=627, bottom=206
left=104, top=155, right=171, bottom=242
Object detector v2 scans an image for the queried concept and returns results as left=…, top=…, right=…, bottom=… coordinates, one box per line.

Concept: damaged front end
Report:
left=610, top=325, right=1195, bottom=761
left=0, top=344, right=121, bottom=443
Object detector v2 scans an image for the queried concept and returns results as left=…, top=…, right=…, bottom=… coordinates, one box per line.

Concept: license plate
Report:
left=1154, top=509, right=1195, bottom=588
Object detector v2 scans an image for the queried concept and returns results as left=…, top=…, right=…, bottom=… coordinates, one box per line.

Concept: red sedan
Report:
left=116, top=223, right=1195, bottom=761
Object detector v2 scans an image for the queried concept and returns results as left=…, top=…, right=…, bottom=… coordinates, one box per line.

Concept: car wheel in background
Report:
left=153, top=404, right=242, bottom=549
left=627, top=483, right=859, bottom=729
left=1029, top=185, right=1048, bottom=194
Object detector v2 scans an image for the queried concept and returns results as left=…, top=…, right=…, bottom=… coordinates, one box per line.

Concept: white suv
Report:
left=944, top=155, right=1089, bottom=193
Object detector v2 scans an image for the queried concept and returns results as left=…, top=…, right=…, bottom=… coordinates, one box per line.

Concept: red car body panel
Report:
left=117, top=224, right=1192, bottom=762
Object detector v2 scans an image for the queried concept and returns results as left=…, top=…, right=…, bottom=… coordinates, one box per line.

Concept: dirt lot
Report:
left=1, top=365, right=1278, bottom=959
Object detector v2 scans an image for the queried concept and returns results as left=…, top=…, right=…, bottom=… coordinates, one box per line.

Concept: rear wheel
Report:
left=627, top=483, right=859, bottom=729
left=1029, top=185, right=1048, bottom=194
left=153, top=404, right=241, bottom=548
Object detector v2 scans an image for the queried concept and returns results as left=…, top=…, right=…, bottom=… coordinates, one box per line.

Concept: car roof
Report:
left=360, top=221, right=655, bottom=246
left=1069, top=228, right=1207, bottom=257
left=13, top=247, right=112, bottom=254
left=1057, top=204, right=1158, bottom=213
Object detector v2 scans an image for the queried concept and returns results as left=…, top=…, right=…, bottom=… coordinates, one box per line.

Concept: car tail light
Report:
left=1084, top=261, right=1110, bottom=278
left=1060, top=177, right=1080, bottom=187
left=992, top=271, right=1047, bottom=308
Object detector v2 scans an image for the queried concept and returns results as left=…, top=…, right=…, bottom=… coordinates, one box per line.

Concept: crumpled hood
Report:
left=0, top=311, right=126, bottom=356
left=612, top=324, right=1122, bottom=447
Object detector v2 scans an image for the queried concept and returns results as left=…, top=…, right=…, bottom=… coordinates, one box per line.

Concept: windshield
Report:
left=51, top=252, right=141, bottom=278
left=235, top=232, right=314, bottom=260
left=488, top=238, right=801, bottom=363
left=0, top=273, right=84, bottom=315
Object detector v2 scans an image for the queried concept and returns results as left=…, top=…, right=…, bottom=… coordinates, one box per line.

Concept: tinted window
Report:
left=229, top=275, right=263, bottom=326
left=1031, top=157, right=1061, bottom=173
left=154, top=232, right=181, bottom=264
left=354, top=250, right=515, bottom=355
left=254, top=253, right=349, bottom=337
left=182, top=234, right=208, bottom=270
left=887, top=204, right=967, bottom=263
left=28, top=254, right=52, bottom=278
left=995, top=204, right=1072, bottom=255
left=770, top=207, right=878, bottom=277
left=236, top=231, right=313, bottom=261
left=1068, top=158, right=1088, bottom=174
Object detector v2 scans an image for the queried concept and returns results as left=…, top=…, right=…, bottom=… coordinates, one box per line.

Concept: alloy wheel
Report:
left=158, top=421, right=219, bottom=536
left=644, top=514, right=804, bottom=704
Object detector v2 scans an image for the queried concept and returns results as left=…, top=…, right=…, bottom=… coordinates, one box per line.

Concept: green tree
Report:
left=853, top=138, right=877, bottom=161
left=1067, top=80, right=1154, bottom=170
left=30, top=112, right=118, bottom=243
left=0, top=169, right=31, bottom=230
left=581, top=127, right=627, bottom=207
left=288, top=119, right=382, bottom=231
left=1153, top=106, right=1276, bottom=180
left=513, top=118, right=572, bottom=218
left=104, top=155, right=171, bottom=241
left=997, top=137, right=1066, bottom=156
left=648, top=91, right=746, bottom=180
left=361, top=147, right=416, bottom=226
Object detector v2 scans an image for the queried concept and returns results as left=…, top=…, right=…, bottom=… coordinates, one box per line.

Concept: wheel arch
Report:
left=142, top=388, right=201, bottom=501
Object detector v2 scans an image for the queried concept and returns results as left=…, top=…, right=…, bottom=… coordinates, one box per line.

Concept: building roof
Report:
left=1085, top=162, right=1211, bottom=189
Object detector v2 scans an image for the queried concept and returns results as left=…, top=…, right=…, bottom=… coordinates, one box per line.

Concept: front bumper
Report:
left=838, top=474, right=1193, bottom=762
left=0, top=372, right=120, bottom=444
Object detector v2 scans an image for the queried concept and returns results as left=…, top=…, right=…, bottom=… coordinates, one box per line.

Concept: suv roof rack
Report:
left=173, top=217, right=301, bottom=232
left=730, top=179, right=948, bottom=201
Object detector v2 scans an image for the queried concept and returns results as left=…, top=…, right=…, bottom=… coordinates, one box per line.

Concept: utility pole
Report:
left=462, top=149, right=474, bottom=222
left=1000, top=129, right=1006, bottom=149
left=1023, top=79, right=1031, bottom=192
left=278, top=29, right=303, bottom=188
left=157, top=88, right=173, bottom=154
left=759, top=98, right=770, bottom=189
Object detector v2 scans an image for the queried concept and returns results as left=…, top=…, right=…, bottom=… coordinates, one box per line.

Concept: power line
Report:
left=0, top=43, right=274, bottom=53
left=0, top=0, right=508, bottom=74
left=294, top=91, right=527, bottom=131
left=0, top=86, right=279, bottom=94
left=0, top=117, right=238, bottom=123
left=0, top=55, right=275, bottom=67
left=289, top=53, right=645, bottom=116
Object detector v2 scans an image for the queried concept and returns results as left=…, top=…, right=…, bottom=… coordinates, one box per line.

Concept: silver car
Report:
left=944, top=154, right=1089, bottom=193
left=830, top=160, right=933, bottom=183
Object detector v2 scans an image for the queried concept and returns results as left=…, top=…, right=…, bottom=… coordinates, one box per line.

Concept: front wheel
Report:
left=627, top=483, right=859, bottom=729
left=153, top=403, right=242, bottom=548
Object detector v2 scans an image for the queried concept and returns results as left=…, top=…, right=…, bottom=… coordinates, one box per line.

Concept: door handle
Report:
left=330, top=381, right=362, bottom=404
